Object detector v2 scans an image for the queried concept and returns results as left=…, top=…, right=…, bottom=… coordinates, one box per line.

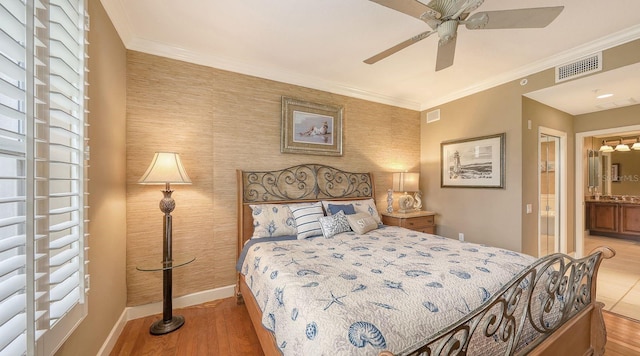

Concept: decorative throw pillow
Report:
left=346, top=213, right=379, bottom=235
left=289, top=202, right=324, bottom=239
left=322, top=199, right=382, bottom=226
left=250, top=204, right=296, bottom=239
left=326, top=203, right=356, bottom=216
left=318, top=210, right=351, bottom=238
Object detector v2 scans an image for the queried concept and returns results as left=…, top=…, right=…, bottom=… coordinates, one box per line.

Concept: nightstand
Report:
left=382, top=210, right=436, bottom=234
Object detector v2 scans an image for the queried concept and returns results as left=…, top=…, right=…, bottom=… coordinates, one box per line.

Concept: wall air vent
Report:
left=555, top=52, right=602, bottom=83
left=426, top=109, right=440, bottom=123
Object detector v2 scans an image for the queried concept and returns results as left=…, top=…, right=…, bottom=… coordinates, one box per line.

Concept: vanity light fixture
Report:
left=614, top=139, right=631, bottom=152
left=632, top=137, right=640, bottom=150
left=598, top=140, right=614, bottom=152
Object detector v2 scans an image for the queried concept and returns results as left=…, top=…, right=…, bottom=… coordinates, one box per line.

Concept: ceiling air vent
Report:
left=555, top=52, right=602, bottom=83
left=426, top=109, right=440, bottom=123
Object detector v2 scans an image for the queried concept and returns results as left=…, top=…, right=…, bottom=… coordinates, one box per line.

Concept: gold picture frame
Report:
left=281, top=97, right=343, bottom=156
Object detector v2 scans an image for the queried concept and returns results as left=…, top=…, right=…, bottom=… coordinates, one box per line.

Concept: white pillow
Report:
left=317, top=210, right=351, bottom=238
left=346, top=213, right=379, bottom=234
left=249, top=204, right=297, bottom=238
left=289, top=202, right=324, bottom=239
left=321, top=198, right=382, bottom=226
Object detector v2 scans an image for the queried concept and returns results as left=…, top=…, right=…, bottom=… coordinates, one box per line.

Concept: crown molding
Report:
left=99, top=0, right=640, bottom=113
left=419, top=24, right=640, bottom=111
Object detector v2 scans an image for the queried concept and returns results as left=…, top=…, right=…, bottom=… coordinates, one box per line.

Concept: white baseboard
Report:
left=98, top=284, right=235, bottom=356
left=97, top=308, right=128, bottom=356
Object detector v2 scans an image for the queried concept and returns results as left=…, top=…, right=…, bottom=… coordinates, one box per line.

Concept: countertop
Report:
left=585, top=196, right=640, bottom=205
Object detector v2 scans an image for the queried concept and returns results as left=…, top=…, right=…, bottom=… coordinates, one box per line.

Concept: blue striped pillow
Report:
left=289, top=202, right=324, bottom=239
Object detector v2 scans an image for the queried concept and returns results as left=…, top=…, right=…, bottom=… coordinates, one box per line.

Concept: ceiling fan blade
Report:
left=435, top=36, right=457, bottom=71
left=465, top=6, right=564, bottom=30
left=370, top=0, right=441, bottom=21
left=364, top=30, right=436, bottom=64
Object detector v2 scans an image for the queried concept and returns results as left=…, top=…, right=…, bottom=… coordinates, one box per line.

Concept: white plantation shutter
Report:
left=0, top=0, right=89, bottom=355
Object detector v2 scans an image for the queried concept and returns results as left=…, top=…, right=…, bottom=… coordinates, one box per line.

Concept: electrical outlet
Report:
left=526, top=204, right=532, bottom=214
left=458, top=233, right=464, bottom=242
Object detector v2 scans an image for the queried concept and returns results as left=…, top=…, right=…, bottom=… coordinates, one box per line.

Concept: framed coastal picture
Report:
left=441, top=133, right=506, bottom=188
left=281, top=97, right=343, bottom=156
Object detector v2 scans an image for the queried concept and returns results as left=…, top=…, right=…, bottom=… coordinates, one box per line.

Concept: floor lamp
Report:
left=138, top=152, right=191, bottom=335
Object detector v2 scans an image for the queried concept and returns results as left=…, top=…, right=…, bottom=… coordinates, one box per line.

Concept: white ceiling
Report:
left=100, top=0, right=640, bottom=112
left=525, top=62, right=640, bottom=116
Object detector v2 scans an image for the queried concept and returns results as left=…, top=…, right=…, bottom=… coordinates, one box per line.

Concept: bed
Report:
left=235, top=164, right=614, bottom=356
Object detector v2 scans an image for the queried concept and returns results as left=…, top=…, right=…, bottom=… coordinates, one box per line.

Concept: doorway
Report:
left=539, top=127, right=567, bottom=256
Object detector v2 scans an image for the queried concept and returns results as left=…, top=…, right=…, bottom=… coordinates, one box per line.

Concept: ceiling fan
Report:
left=365, top=0, right=564, bottom=71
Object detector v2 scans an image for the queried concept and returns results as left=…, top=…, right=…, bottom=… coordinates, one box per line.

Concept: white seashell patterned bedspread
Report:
left=238, top=226, right=536, bottom=355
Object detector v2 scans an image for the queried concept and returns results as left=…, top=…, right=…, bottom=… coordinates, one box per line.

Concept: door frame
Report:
left=539, top=126, right=567, bottom=255
left=575, top=124, right=640, bottom=257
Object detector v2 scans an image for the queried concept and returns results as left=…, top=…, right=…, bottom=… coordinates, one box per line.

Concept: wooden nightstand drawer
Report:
left=399, top=217, right=429, bottom=229
left=382, top=211, right=436, bottom=234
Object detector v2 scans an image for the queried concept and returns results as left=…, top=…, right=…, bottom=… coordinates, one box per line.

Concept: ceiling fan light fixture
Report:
left=437, top=20, right=459, bottom=41
left=365, top=1, right=564, bottom=70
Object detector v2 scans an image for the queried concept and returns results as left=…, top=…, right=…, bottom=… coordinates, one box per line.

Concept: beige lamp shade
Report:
left=614, top=143, right=630, bottom=152
left=138, top=152, right=192, bottom=184
left=598, top=143, right=614, bottom=152
left=392, top=172, right=419, bottom=192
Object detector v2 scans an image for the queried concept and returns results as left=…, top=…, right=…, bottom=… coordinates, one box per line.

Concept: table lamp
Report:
left=138, top=152, right=191, bottom=334
left=392, top=172, right=419, bottom=213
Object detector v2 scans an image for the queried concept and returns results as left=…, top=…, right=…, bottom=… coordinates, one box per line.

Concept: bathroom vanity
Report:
left=586, top=197, right=640, bottom=241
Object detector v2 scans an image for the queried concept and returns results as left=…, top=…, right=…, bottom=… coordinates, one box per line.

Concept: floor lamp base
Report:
left=150, top=315, right=185, bottom=335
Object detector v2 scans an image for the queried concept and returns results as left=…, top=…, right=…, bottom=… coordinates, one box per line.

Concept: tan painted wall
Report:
left=125, top=51, right=421, bottom=306
left=522, top=98, right=575, bottom=255
left=55, top=1, right=128, bottom=355
left=420, top=80, right=530, bottom=252
left=421, top=38, right=640, bottom=257
left=575, top=104, right=640, bottom=133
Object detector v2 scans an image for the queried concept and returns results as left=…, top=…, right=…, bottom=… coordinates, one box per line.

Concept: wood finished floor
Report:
left=111, top=296, right=640, bottom=355
left=110, top=298, right=263, bottom=356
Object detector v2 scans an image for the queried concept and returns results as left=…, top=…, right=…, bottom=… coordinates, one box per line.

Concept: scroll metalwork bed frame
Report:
left=236, top=164, right=613, bottom=356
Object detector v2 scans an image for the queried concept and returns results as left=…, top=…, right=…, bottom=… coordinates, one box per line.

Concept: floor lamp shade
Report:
left=138, top=152, right=191, bottom=185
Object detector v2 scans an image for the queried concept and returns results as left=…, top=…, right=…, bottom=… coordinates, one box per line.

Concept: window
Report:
left=0, top=0, right=89, bottom=355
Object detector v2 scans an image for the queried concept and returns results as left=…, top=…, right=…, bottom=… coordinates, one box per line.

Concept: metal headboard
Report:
left=236, top=164, right=375, bottom=268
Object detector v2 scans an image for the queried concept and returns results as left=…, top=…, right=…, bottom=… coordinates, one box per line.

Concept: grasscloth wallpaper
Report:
left=126, top=51, right=420, bottom=306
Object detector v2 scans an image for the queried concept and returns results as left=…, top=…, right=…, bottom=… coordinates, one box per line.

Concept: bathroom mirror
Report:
left=587, top=149, right=600, bottom=190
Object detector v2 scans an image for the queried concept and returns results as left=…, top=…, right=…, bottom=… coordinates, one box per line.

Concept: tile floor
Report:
left=584, top=234, right=640, bottom=321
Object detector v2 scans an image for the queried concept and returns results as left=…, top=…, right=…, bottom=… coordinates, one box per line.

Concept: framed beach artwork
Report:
left=281, top=97, right=343, bottom=156
left=441, top=133, right=506, bottom=188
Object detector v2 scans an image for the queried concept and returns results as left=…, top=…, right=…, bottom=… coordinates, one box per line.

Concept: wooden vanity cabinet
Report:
left=586, top=201, right=640, bottom=240
left=587, top=202, right=618, bottom=233
left=620, top=205, right=640, bottom=237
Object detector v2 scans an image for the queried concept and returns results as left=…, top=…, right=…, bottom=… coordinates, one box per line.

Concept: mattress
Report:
left=237, top=226, right=538, bottom=355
